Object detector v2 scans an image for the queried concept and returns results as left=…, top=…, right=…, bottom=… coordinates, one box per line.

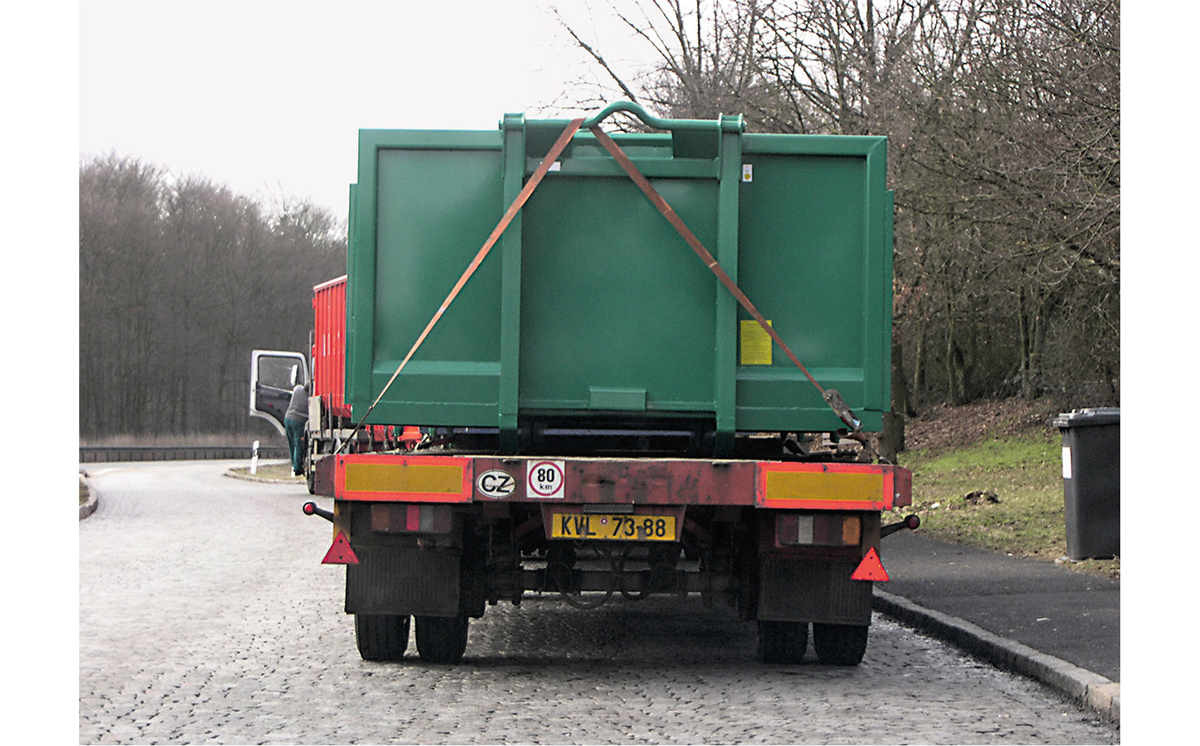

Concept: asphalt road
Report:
left=80, top=461, right=1118, bottom=744
left=882, top=529, right=1120, bottom=682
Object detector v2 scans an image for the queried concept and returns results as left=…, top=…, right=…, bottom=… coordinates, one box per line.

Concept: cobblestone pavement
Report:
left=80, top=461, right=1119, bottom=744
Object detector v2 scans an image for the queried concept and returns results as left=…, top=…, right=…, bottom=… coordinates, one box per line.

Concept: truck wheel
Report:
left=812, top=623, right=869, bottom=666
left=757, top=620, right=808, bottom=664
left=355, top=614, right=410, bottom=661
left=304, top=441, right=316, bottom=494
left=415, top=614, right=469, bottom=664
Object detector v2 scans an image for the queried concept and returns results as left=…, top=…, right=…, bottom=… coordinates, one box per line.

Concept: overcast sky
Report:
left=79, top=0, right=652, bottom=219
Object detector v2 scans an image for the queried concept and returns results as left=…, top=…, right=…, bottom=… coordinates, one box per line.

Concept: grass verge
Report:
left=890, top=431, right=1119, bottom=580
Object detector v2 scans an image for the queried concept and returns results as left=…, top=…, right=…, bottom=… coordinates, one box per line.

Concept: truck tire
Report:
left=415, top=614, right=469, bottom=664
left=355, top=614, right=410, bottom=661
left=757, top=620, right=808, bottom=664
left=813, top=623, right=869, bottom=666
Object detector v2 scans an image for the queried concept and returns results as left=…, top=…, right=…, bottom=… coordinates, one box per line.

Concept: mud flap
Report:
left=346, top=546, right=461, bottom=617
left=756, top=556, right=872, bottom=625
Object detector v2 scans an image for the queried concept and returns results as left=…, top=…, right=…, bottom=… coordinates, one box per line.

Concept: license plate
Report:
left=550, top=513, right=677, bottom=541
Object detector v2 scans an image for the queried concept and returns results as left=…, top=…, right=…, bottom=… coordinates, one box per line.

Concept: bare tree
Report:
left=80, top=155, right=167, bottom=434
left=553, top=0, right=787, bottom=127
left=556, top=0, right=1119, bottom=412
left=896, top=0, right=1118, bottom=402
left=79, top=155, right=347, bottom=439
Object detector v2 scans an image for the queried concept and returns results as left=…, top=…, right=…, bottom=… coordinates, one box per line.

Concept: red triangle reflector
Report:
left=322, top=531, right=360, bottom=565
left=851, top=547, right=889, bottom=581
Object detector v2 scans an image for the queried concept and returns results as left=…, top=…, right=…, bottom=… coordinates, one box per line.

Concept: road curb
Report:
left=223, top=465, right=306, bottom=485
left=874, top=588, right=1119, bottom=722
left=80, top=472, right=98, bottom=520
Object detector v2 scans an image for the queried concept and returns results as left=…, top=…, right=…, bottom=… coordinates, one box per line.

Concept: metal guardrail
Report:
left=79, top=445, right=289, bottom=463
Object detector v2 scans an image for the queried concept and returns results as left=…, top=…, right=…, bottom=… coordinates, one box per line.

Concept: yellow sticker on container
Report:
left=740, top=319, right=772, bottom=365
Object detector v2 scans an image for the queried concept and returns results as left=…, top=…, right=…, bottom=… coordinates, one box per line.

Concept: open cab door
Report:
left=250, top=350, right=309, bottom=436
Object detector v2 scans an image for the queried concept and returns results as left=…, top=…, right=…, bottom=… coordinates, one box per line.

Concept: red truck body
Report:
left=312, top=276, right=349, bottom=420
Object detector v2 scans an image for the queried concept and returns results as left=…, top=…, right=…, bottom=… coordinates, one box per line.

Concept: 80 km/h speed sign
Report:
left=526, top=460, right=565, bottom=499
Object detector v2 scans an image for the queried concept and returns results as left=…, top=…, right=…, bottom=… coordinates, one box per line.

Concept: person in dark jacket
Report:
left=284, top=382, right=310, bottom=476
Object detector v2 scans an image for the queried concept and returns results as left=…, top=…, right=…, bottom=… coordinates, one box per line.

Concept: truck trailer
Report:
left=252, top=102, right=915, bottom=666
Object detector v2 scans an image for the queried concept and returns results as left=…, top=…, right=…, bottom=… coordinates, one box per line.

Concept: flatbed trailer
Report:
left=256, top=102, right=915, bottom=665
left=307, top=450, right=912, bottom=665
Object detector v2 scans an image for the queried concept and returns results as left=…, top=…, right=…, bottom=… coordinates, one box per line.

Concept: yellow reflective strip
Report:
left=343, top=462, right=464, bottom=495
left=765, top=471, right=883, bottom=502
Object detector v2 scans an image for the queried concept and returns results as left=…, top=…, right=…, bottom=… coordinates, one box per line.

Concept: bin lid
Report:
left=1052, top=407, right=1120, bottom=428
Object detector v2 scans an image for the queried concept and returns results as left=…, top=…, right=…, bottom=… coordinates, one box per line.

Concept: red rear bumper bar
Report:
left=333, top=454, right=912, bottom=511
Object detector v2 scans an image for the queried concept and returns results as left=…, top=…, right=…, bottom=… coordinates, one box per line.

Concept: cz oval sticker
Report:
left=475, top=470, right=516, bottom=499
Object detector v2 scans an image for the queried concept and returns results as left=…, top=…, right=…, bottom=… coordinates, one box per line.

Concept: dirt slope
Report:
left=903, top=397, right=1067, bottom=454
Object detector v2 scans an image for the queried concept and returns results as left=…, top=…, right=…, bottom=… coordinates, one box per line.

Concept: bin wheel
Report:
left=757, top=620, right=808, bottom=664
left=812, top=623, right=869, bottom=666
left=415, top=613, right=470, bottom=664
left=354, top=614, right=410, bottom=661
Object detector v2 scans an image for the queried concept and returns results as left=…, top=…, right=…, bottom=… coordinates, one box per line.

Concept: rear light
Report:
left=776, top=512, right=862, bottom=547
left=370, top=503, right=453, bottom=534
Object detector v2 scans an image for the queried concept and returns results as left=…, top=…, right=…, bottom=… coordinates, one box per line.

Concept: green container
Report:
left=346, top=103, right=893, bottom=452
